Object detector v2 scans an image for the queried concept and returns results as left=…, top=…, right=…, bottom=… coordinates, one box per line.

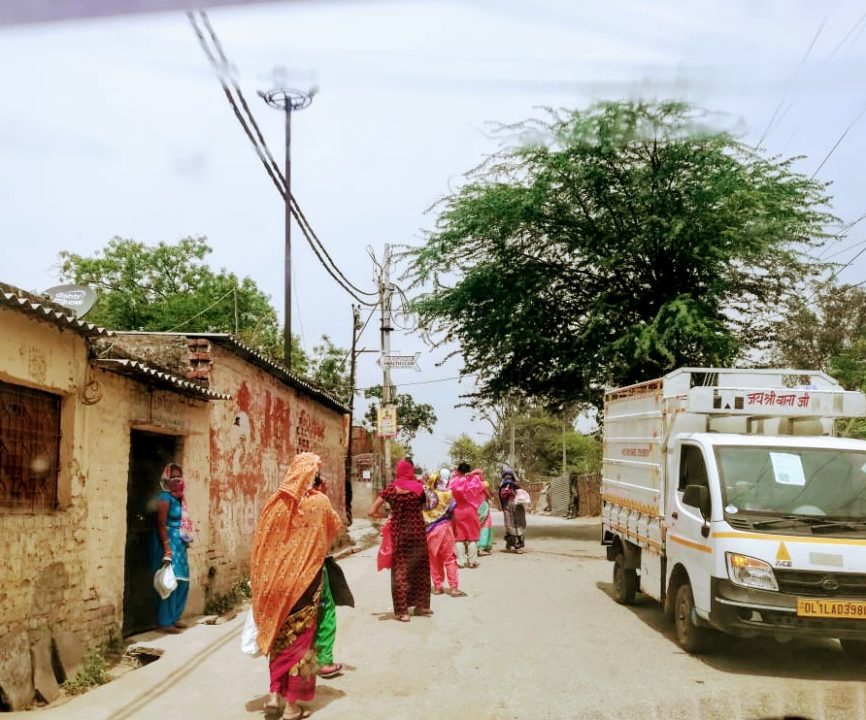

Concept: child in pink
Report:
left=422, top=472, right=466, bottom=597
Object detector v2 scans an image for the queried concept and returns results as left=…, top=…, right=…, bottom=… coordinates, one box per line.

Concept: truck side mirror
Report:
left=682, top=484, right=711, bottom=520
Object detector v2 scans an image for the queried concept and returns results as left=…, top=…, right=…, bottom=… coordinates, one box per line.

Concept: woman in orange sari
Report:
left=251, top=453, right=343, bottom=720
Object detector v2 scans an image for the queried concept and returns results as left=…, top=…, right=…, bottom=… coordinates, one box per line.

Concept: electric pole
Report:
left=380, top=244, right=394, bottom=484
left=344, top=304, right=361, bottom=525
left=259, top=76, right=315, bottom=370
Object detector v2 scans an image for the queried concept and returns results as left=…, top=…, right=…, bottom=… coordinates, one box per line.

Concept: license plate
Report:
left=797, top=598, right=866, bottom=619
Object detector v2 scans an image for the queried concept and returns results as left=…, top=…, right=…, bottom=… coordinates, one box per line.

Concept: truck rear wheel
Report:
left=613, top=552, right=638, bottom=605
left=674, top=582, right=709, bottom=654
left=841, top=639, right=866, bottom=660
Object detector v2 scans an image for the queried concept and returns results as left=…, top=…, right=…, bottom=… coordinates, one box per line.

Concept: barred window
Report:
left=0, top=380, right=60, bottom=511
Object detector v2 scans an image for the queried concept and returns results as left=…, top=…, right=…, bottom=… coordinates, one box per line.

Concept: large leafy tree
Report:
left=58, top=236, right=308, bottom=370
left=406, top=101, right=834, bottom=409
left=363, top=386, right=437, bottom=448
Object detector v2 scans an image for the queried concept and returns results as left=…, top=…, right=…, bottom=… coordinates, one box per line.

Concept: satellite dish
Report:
left=42, top=284, right=97, bottom=318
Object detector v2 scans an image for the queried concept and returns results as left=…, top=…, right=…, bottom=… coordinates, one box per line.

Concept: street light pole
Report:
left=259, top=84, right=315, bottom=370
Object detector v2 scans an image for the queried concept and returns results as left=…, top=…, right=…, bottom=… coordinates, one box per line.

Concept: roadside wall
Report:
left=205, top=345, right=347, bottom=598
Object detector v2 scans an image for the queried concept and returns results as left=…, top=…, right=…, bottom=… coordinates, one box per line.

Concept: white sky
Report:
left=2, top=0, right=866, bottom=468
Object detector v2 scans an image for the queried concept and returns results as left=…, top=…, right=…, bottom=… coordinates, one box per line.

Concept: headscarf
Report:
left=160, top=464, right=194, bottom=544
left=422, top=471, right=454, bottom=527
left=449, top=467, right=487, bottom=509
left=439, top=468, right=451, bottom=488
left=392, top=458, right=424, bottom=496
left=250, top=452, right=343, bottom=655
left=499, top=466, right=519, bottom=509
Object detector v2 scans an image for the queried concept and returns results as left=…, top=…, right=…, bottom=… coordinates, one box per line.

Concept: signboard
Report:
left=377, top=404, right=398, bottom=437
left=42, top=284, right=97, bottom=318
left=378, top=353, right=421, bottom=371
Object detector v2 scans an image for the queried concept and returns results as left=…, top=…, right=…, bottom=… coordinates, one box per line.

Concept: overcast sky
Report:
left=2, top=0, right=866, bottom=469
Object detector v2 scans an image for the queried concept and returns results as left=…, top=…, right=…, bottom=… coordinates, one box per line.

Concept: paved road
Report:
left=39, top=513, right=866, bottom=720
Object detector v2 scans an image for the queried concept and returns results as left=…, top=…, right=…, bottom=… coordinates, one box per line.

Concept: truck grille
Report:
left=775, top=569, right=866, bottom=598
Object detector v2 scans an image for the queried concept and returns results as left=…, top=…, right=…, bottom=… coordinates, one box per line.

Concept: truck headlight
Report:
left=726, top=552, right=778, bottom=591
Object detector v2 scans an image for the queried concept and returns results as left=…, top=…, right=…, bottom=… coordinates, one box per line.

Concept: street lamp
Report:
left=258, top=85, right=316, bottom=369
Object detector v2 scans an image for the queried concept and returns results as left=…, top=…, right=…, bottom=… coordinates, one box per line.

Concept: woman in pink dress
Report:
left=449, top=462, right=487, bottom=568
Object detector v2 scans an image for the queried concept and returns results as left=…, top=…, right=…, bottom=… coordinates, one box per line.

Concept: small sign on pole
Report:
left=378, top=353, right=422, bottom=372
left=377, top=404, right=398, bottom=437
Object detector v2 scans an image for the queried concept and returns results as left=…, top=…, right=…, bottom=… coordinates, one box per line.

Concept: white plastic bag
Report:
left=153, top=564, right=177, bottom=600
left=240, top=609, right=262, bottom=657
left=515, top=488, right=532, bottom=506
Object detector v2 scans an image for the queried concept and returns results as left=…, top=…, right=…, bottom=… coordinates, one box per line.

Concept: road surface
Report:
left=41, top=512, right=866, bottom=720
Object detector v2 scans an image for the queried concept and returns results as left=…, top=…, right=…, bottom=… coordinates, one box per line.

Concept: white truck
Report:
left=601, top=367, right=866, bottom=655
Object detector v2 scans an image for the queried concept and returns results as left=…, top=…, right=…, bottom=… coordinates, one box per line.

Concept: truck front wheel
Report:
left=613, top=552, right=638, bottom=605
left=674, top=582, right=709, bottom=654
left=841, top=639, right=866, bottom=660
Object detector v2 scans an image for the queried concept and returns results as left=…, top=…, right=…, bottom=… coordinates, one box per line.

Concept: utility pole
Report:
left=380, top=244, right=394, bottom=484
left=259, top=76, right=315, bottom=369
left=509, top=416, right=516, bottom=469
left=344, top=304, right=361, bottom=525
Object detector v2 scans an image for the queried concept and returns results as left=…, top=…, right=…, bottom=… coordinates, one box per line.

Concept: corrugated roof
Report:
left=95, top=358, right=232, bottom=401
left=114, top=331, right=350, bottom=414
left=0, top=282, right=112, bottom=338
left=184, top=333, right=350, bottom=414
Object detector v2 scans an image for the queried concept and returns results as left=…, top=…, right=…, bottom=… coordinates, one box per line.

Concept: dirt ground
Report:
left=36, top=512, right=866, bottom=720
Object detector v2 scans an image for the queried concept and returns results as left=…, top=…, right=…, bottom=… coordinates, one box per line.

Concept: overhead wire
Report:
left=810, top=104, right=866, bottom=179
left=188, top=11, right=378, bottom=307
left=754, top=12, right=829, bottom=149
left=165, top=287, right=235, bottom=332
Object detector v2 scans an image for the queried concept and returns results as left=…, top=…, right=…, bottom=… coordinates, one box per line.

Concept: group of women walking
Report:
left=371, top=458, right=528, bottom=622
left=150, top=453, right=528, bottom=720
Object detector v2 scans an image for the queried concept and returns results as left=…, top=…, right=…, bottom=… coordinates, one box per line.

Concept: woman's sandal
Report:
left=398, top=614, right=410, bottom=622
left=319, top=663, right=343, bottom=678
left=413, top=608, right=434, bottom=617
left=282, top=709, right=311, bottom=720
left=450, top=588, right=468, bottom=597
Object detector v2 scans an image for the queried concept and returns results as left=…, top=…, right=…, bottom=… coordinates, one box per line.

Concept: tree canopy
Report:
left=59, top=235, right=308, bottom=369
left=406, top=101, right=834, bottom=409
left=363, top=386, right=437, bottom=448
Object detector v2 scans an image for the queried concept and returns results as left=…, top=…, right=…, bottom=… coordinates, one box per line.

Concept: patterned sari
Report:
left=251, top=453, right=343, bottom=704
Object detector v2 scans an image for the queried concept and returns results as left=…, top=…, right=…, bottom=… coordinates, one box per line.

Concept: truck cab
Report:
left=602, top=368, right=866, bottom=656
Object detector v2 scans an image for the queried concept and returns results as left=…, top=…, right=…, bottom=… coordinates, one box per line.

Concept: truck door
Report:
left=667, top=442, right=714, bottom=615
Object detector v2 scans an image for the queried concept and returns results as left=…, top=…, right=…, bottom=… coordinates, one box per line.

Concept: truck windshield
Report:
left=716, top=446, right=866, bottom=519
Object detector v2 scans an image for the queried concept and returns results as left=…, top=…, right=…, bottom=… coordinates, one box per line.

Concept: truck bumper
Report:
left=710, top=578, right=866, bottom=640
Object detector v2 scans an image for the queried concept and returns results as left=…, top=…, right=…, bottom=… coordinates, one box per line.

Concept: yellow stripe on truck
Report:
left=669, top=534, right=712, bottom=554
left=713, top=531, right=866, bottom=547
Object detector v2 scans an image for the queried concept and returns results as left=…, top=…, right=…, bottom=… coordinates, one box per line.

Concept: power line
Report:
left=811, top=104, right=866, bottom=179
left=165, top=287, right=235, bottom=332
left=188, top=11, right=378, bottom=307
left=358, top=373, right=477, bottom=392
left=199, top=10, right=377, bottom=300
left=755, top=12, right=829, bottom=149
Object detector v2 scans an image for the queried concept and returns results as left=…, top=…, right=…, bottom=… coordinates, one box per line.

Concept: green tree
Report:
left=58, top=236, right=308, bottom=370
left=448, top=433, right=486, bottom=469
left=363, top=386, right=437, bottom=448
left=406, top=101, right=834, bottom=410
left=772, top=280, right=866, bottom=379
left=773, top=281, right=866, bottom=439
left=307, top=335, right=352, bottom=401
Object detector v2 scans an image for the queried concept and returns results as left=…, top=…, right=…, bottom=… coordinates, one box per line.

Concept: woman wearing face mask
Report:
left=152, top=463, right=194, bottom=633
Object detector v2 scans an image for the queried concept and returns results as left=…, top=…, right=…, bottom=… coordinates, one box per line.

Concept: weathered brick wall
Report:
left=206, top=345, right=347, bottom=598
left=0, top=309, right=212, bottom=658
left=0, top=307, right=97, bottom=647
